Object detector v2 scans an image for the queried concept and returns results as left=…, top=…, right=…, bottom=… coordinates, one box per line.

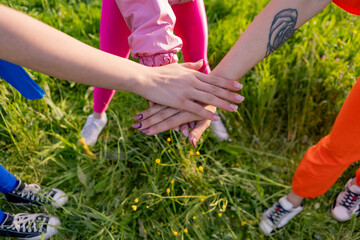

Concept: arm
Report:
left=135, top=0, right=333, bottom=144
left=0, top=5, right=243, bottom=120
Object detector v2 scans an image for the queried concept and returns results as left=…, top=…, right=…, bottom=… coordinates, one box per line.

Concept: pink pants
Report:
left=93, top=0, right=211, bottom=113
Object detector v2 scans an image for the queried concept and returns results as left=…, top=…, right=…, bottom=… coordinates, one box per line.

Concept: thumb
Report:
left=180, top=60, right=203, bottom=71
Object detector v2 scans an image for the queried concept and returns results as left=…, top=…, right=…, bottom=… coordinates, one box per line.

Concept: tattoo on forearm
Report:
left=265, top=8, right=298, bottom=57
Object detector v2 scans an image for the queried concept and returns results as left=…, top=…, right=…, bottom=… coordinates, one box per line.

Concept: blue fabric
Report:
left=0, top=59, right=44, bottom=100
left=0, top=210, right=4, bottom=225
left=0, top=164, right=17, bottom=194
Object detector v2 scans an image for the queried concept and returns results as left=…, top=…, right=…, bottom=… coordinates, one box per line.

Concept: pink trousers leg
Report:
left=93, top=0, right=131, bottom=113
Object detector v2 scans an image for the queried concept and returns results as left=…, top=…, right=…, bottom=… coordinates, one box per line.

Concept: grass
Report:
left=1, top=0, right=360, bottom=239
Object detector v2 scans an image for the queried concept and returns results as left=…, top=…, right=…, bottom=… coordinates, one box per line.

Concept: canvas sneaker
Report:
left=5, top=180, right=68, bottom=208
left=210, top=118, right=229, bottom=141
left=260, top=196, right=303, bottom=235
left=331, top=178, right=360, bottom=221
left=0, top=212, right=60, bottom=240
left=81, top=113, right=107, bottom=146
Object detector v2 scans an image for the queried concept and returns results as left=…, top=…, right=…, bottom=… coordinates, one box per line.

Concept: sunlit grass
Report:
left=1, top=0, right=360, bottom=239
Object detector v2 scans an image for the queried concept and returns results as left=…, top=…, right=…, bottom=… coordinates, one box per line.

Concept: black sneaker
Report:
left=5, top=180, right=68, bottom=208
left=0, top=212, right=60, bottom=239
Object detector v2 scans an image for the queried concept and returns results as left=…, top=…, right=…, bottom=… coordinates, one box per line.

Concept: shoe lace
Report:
left=7, top=213, right=46, bottom=233
left=267, top=202, right=290, bottom=226
left=14, top=183, right=48, bottom=203
left=340, top=187, right=360, bottom=211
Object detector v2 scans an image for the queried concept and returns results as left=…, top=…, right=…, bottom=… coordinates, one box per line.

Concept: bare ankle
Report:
left=93, top=112, right=105, bottom=119
left=286, top=191, right=304, bottom=208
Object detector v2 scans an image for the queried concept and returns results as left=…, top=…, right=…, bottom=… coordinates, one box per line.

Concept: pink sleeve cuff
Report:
left=139, top=52, right=179, bottom=67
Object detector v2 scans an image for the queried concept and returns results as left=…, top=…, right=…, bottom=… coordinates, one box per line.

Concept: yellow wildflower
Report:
left=166, top=188, right=171, bottom=194
left=168, top=149, right=171, bottom=153
left=196, top=151, right=200, bottom=155
left=218, top=213, right=222, bottom=217
left=155, top=158, right=161, bottom=164
left=189, top=150, right=193, bottom=155
left=157, top=231, right=161, bottom=235
left=241, top=221, right=246, bottom=226
left=134, top=198, right=139, bottom=203
left=173, top=231, right=178, bottom=236
left=200, top=198, right=204, bottom=202
left=198, top=166, right=204, bottom=172
left=222, top=205, right=226, bottom=210
left=171, top=180, right=174, bottom=184
left=184, top=229, right=188, bottom=233
left=337, top=38, right=341, bottom=42
left=353, top=30, right=358, bottom=35
left=132, top=205, right=137, bottom=211
left=167, top=137, right=171, bottom=142
left=192, top=216, right=196, bottom=220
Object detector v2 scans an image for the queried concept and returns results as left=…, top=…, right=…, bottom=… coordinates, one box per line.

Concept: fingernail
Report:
left=182, top=128, right=189, bottom=137
left=235, top=95, right=245, bottom=102
left=141, top=128, right=150, bottom=134
left=191, top=138, right=196, bottom=148
left=230, top=104, right=238, bottom=111
left=132, top=122, right=142, bottom=129
left=134, top=114, right=143, bottom=121
left=213, top=115, right=221, bottom=121
left=234, top=82, right=243, bottom=89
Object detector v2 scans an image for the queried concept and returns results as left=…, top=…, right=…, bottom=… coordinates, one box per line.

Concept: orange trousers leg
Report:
left=292, top=78, right=360, bottom=198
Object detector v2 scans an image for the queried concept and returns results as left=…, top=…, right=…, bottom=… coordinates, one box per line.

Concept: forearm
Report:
left=211, top=0, right=332, bottom=80
left=0, top=5, right=146, bottom=93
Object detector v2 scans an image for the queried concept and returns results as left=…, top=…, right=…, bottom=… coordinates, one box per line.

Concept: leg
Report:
left=173, top=0, right=229, bottom=140
left=172, top=0, right=210, bottom=73
left=93, top=0, right=131, bottom=116
left=82, top=0, right=131, bottom=146
left=292, top=77, right=360, bottom=199
left=0, top=164, right=17, bottom=194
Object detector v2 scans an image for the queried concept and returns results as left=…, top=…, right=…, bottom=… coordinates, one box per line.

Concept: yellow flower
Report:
left=166, top=188, right=171, bottom=194
left=196, top=151, right=200, bottom=155
left=111, top=225, right=114, bottom=229
left=218, top=213, right=222, bottom=217
left=132, top=205, right=137, bottom=211
left=167, top=137, right=171, bottom=142
left=189, top=150, right=193, bottom=155
left=222, top=205, right=226, bottom=210
left=192, top=216, right=196, bottom=220
left=184, top=229, right=188, bottom=233
left=337, top=38, right=341, bottom=42
left=241, top=221, right=247, bottom=226
left=173, top=231, right=178, bottom=236
left=157, top=231, right=161, bottom=235
left=200, top=198, right=204, bottom=202
left=134, top=198, right=139, bottom=203
left=144, top=229, right=147, bottom=234
left=198, top=166, right=204, bottom=172
left=235, top=163, right=240, bottom=167
left=353, top=30, right=358, bottom=35
left=171, top=180, right=174, bottom=184
left=168, top=149, right=171, bottom=153
left=155, top=158, right=161, bottom=164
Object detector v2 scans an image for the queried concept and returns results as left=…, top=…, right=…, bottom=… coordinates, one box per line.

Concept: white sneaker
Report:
left=331, top=178, right=360, bottom=221
left=260, top=196, right=303, bottom=236
left=81, top=113, right=107, bottom=146
left=210, top=118, right=229, bottom=141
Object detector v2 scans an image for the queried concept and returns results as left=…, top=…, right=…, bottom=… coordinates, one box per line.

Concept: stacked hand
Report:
left=132, top=61, right=244, bottom=146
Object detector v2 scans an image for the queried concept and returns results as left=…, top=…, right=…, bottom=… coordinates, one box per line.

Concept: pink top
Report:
left=115, top=0, right=183, bottom=64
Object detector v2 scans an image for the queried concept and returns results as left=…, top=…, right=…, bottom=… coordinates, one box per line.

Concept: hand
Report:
left=135, top=61, right=244, bottom=121
left=133, top=102, right=215, bottom=133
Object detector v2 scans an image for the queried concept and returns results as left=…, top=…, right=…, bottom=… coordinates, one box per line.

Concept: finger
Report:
left=134, top=104, right=167, bottom=121
left=193, top=91, right=239, bottom=112
left=188, top=120, right=211, bottom=147
left=179, top=60, right=203, bottom=71
left=183, top=100, right=220, bottom=121
left=180, top=123, right=190, bottom=137
left=142, top=111, right=200, bottom=135
left=138, top=107, right=180, bottom=130
left=195, top=81, right=245, bottom=104
left=189, top=121, right=195, bottom=130
left=196, top=73, right=243, bottom=91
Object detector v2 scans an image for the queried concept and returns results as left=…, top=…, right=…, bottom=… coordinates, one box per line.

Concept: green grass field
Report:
left=1, top=0, right=360, bottom=239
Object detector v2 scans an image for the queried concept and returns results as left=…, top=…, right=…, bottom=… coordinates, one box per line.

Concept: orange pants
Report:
left=292, top=78, right=360, bottom=198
